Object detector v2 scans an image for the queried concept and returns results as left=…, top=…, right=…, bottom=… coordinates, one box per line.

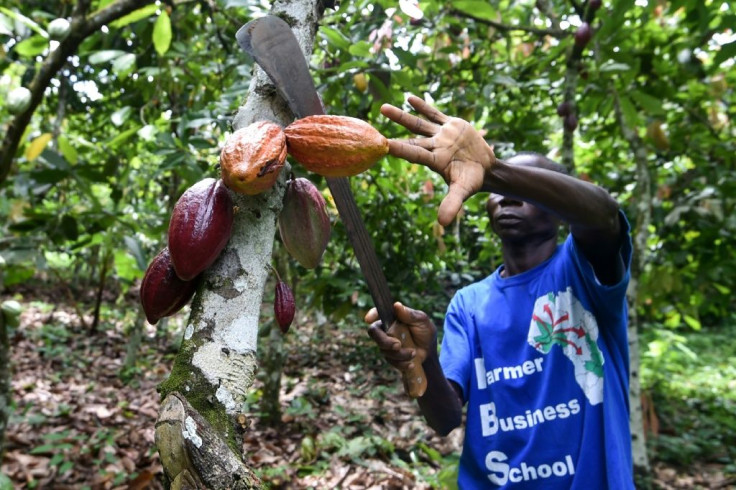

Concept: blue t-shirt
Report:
left=440, top=214, right=634, bottom=489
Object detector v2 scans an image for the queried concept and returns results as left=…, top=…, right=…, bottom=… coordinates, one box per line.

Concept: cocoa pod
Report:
left=274, top=281, right=295, bottom=333
left=220, top=121, right=287, bottom=195
left=574, top=23, right=592, bottom=48
left=564, top=113, right=579, bottom=132
left=284, top=115, right=388, bottom=178
left=141, top=247, right=198, bottom=324
left=589, top=0, right=602, bottom=11
left=556, top=101, right=571, bottom=117
left=168, top=178, right=234, bottom=281
left=278, top=178, right=331, bottom=269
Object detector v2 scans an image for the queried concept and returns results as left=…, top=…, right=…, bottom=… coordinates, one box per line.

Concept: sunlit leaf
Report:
left=153, top=11, right=172, bottom=56
left=112, top=53, right=136, bottom=75
left=57, top=135, right=78, bottom=164
left=320, top=26, right=351, bottom=50
left=111, top=106, right=132, bottom=127
left=25, top=133, right=52, bottom=161
left=89, top=50, right=126, bottom=65
left=0, top=7, right=47, bottom=37
left=451, top=1, right=496, bottom=21
left=110, top=4, right=158, bottom=28
left=13, top=35, right=47, bottom=57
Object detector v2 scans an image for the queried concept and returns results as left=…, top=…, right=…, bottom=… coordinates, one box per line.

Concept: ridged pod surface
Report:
left=141, top=247, right=198, bottom=324
left=278, top=178, right=331, bottom=269
left=283, top=115, right=388, bottom=177
left=220, top=121, right=287, bottom=195
left=168, top=178, right=234, bottom=280
left=274, top=281, right=295, bottom=333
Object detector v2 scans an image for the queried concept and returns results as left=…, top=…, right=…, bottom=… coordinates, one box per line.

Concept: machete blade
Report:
left=236, top=17, right=324, bottom=119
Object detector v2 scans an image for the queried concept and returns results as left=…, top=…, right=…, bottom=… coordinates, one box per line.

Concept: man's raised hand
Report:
left=380, top=95, right=496, bottom=226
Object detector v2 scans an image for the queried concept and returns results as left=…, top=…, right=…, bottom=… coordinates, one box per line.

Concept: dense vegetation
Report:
left=0, top=0, right=734, bottom=487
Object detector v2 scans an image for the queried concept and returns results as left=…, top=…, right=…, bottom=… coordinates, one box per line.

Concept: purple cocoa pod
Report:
left=575, top=23, right=593, bottom=48
left=278, top=178, right=331, bottom=269
left=169, top=178, right=233, bottom=280
left=274, top=281, right=295, bottom=333
left=141, top=247, right=198, bottom=324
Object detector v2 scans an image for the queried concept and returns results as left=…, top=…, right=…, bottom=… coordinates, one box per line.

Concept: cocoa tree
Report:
left=152, top=0, right=325, bottom=486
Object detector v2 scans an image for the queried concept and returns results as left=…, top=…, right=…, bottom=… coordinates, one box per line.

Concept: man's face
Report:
left=486, top=155, right=561, bottom=242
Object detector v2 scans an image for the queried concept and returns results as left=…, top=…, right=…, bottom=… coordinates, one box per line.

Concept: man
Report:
left=366, top=95, right=634, bottom=489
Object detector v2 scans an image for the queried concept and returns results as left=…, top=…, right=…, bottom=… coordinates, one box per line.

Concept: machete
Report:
left=236, top=15, right=427, bottom=398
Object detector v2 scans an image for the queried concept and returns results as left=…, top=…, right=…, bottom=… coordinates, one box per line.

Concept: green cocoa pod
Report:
left=278, top=178, right=331, bottom=269
left=7, top=87, right=32, bottom=115
left=141, top=247, right=198, bottom=324
left=1, top=300, right=22, bottom=328
left=168, top=178, right=233, bottom=281
left=47, top=18, right=71, bottom=41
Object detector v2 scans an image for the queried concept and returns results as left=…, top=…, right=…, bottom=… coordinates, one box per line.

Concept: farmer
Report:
left=365, top=95, right=635, bottom=489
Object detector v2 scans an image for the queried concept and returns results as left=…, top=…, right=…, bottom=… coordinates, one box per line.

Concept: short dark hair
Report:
left=508, top=151, right=569, bottom=175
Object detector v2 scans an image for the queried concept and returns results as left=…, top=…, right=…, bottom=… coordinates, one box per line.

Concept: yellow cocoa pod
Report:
left=284, top=115, right=389, bottom=178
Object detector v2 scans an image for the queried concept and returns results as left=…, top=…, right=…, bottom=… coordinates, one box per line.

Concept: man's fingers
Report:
left=368, top=323, right=401, bottom=351
left=388, top=140, right=440, bottom=169
left=364, top=307, right=379, bottom=324
left=407, top=96, right=450, bottom=125
left=437, top=187, right=469, bottom=227
left=394, top=302, right=428, bottom=325
left=381, top=103, right=439, bottom=136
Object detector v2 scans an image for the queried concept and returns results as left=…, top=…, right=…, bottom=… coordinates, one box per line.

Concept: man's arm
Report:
left=381, top=96, right=625, bottom=284
left=484, top=161, right=625, bottom=284
left=366, top=303, right=463, bottom=435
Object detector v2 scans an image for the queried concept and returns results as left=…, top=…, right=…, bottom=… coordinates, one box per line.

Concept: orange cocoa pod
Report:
left=283, top=115, right=388, bottom=177
left=141, top=247, right=198, bottom=324
left=220, top=121, right=287, bottom=195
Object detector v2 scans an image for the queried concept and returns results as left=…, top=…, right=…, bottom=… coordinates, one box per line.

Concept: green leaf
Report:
left=451, top=1, right=496, bottom=21
left=57, top=135, right=78, bottom=164
left=89, top=50, right=126, bottom=65
left=599, top=62, right=631, bottom=73
left=320, top=26, right=351, bottom=50
left=713, top=41, right=736, bottom=67
left=348, top=41, right=372, bottom=58
left=111, top=106, right=132, bottom=127
left=153, top=11, right=172, bottom=56
left=618, top=95, right=640, bottom=129
left=630, top=90, right=664, bottom=115
left=13, top=35, right=48, bottom=57
left=110, top=4, right=158, bottom=28
left=112, top=53, right=136, bottom=75
left=0, top=7, right=47, bottom=37
left=683, top=315, right=701, bottom=330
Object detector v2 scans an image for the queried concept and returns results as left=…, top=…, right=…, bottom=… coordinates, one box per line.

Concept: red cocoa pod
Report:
left=168, top=178, right=233, bottom=281
left=220, top=121, right=287, bottom=195
left=564, top=113, right=579, bottom=132
left=274, top=281, right=295, bottom=333
left=556, top=101, right=571, bottom=117
left=283, top=115, right=388, bottom=178
left=574, top=23, right=592, bottom=48
left=278, top=178, right=331, bottom=269
left=141, top=247, right=198, bottom=324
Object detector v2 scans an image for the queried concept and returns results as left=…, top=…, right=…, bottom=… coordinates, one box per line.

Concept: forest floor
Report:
left=1, top=298, right=734, bottom=489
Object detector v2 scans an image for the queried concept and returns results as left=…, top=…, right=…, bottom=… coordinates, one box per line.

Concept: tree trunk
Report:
left=0, top=309, right=9, bottom=457
left=612, top=89, right=652, bottom=485
left=154, top=1, right=324, bottom=487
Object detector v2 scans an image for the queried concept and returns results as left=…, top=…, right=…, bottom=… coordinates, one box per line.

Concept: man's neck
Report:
left=500, top=237, right=558, bottom=277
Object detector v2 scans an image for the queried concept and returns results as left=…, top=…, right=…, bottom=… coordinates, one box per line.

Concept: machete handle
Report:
left=385, top=322, right=428, bottom=398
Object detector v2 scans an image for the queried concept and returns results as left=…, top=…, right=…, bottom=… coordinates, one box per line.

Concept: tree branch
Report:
left=450, top=9, right=567, bottom=38
left=0, top=0, right=156, bottom=186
